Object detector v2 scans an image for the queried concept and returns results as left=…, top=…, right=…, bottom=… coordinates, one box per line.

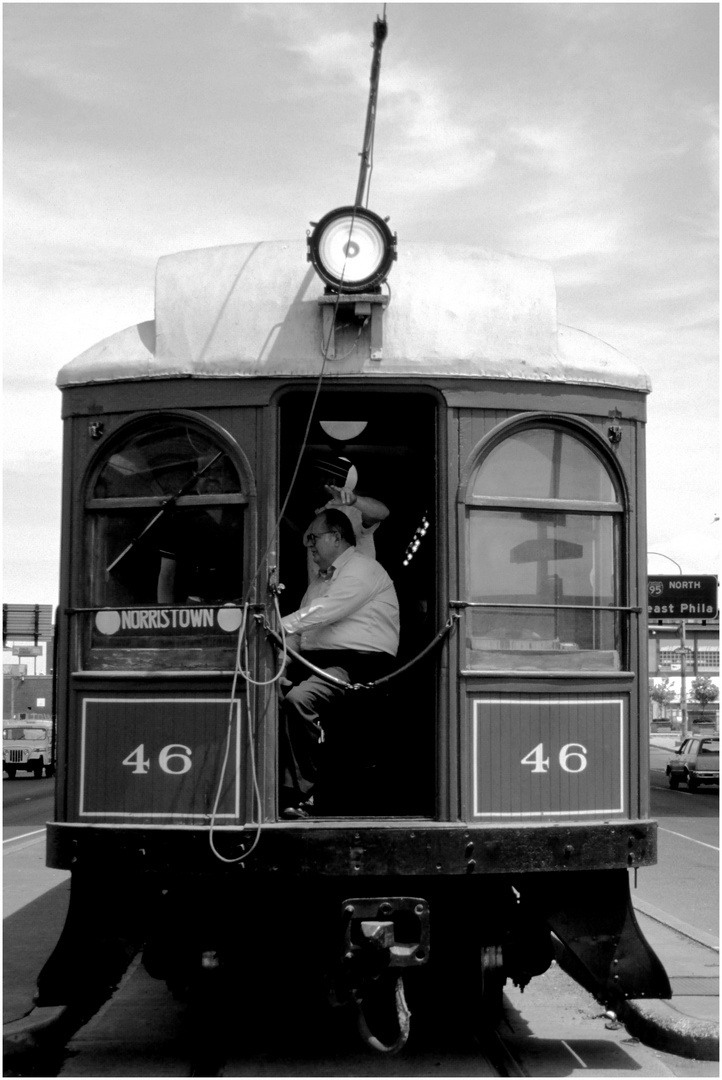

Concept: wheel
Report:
left=4, top=765, right=17, bottom=779
left=668, top=772, right=680, bottom=789
left=45, top=765, right=56, bottom=778
left=32, top=760, right=44, bottom=780
left=478, top=945, right=505, bottom=1029
left=686, top=773, right=699, bottom=792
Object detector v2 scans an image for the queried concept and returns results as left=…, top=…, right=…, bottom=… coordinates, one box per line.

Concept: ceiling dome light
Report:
left=319, top=420, right=368, bottom=441
left=308, top=206, right=396, bottom=293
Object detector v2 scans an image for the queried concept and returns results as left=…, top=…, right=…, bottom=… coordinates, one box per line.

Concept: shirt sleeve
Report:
left=281, top=560, right=378, bottom=635
left=156, top=515, right=178, bottom=561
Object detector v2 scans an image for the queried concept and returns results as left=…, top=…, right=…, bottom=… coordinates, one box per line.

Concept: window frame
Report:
left=459, top=414, right=631, bottom=673
left=78, top=412, right=255, bottom=667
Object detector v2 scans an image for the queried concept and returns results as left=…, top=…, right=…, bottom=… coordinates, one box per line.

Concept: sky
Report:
left=3, top=2, right=719, bottom=639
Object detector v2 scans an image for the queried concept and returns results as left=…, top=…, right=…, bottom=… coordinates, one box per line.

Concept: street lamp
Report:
left=648, top=552, right=682, bottom=574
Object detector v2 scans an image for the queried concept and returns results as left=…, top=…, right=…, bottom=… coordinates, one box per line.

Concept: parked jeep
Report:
left=666, top=736, right=719, bottom=792
left=3, top=719, right=55, bottom=779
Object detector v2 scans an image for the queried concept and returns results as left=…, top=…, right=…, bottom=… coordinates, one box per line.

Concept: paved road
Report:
left=3, top=777, right=66, bottom=921
left=637, top=746, right=719, bottom=938
left=3, top=774, right=55, bottom=832
left=4, top=765, right=719, bottom=1076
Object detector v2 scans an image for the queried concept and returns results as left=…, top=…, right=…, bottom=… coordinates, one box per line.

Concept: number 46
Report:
left=122, top=744, right=193, bottom=775
left=521, top=742, right=588, bottom=774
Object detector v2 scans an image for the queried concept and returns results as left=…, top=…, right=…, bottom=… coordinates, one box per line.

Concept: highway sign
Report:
left=647, top=575, right=718, bottom=620
left=3, top=604, right=54, bottom=644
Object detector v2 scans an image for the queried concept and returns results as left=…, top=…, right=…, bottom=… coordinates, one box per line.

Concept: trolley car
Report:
left=38, top=225, right=671, bottom=1045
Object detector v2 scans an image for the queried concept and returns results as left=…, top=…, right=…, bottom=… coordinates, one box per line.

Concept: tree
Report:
left=690, top=676, right=719, bottom=715
left=649, top=678, right=676, bottom=719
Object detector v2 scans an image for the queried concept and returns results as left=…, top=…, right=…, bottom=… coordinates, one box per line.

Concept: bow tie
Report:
left=318, top=566, right=335, bottom=580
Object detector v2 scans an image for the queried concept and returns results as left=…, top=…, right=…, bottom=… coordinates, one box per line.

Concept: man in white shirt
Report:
left=279, top=507, right=400, bottom=818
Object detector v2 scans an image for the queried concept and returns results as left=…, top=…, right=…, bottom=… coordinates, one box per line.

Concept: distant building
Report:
left=649, top=618, right=719, bottom=729
left=2, top=673, right=54, bottom=719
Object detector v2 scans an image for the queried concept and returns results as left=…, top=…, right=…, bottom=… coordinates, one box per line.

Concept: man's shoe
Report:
left=281, top=794, right=314, bottom=820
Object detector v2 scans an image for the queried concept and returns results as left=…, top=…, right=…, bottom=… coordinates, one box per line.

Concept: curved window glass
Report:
left=471, top=428, right=616, bottom=502
left=465, top=425, right=624, bottom=672
left=87, top=419, right=246, bottom=612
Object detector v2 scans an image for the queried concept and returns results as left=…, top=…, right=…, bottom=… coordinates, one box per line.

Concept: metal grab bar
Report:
left=450, top=600, right=641, bottom=613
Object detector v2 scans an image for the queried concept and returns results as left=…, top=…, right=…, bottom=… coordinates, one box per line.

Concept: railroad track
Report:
left=19, top=955, right=524, bottom=1078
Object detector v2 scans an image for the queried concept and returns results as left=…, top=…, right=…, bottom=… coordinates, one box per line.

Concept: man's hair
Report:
left=322, top=508, right=356, bottom=546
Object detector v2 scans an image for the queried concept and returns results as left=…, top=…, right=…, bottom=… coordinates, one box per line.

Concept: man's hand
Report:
left=318, top=484, right=357, bottom=511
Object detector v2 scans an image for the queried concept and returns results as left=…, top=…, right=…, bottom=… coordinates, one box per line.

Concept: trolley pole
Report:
left=354, top=12, right=388, bottom=208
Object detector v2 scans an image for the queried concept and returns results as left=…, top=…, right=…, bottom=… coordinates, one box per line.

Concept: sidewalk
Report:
left=651, top=735, right=684, bottom=751
left=3, top=835, right=72, bottom=1064
left=622, top=899, right=719, bottom=1061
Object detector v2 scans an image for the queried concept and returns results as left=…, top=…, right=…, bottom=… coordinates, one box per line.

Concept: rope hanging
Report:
left=261, top=610, right=461, bottom=692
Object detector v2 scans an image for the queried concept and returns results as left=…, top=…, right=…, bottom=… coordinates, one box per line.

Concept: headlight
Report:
left=308, top=206, right=396, bottom=293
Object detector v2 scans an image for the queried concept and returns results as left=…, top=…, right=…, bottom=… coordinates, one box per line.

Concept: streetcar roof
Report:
left=57, top=241, right=651, bottom=393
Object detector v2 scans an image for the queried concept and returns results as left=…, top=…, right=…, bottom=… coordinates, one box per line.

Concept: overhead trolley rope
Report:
left=240, top=5, right=391, bottom=610
left=210, top=8, right=392, bottom=863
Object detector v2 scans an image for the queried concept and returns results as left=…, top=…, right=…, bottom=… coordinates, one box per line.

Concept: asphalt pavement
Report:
left=3, top=742, right=719, bottom=1068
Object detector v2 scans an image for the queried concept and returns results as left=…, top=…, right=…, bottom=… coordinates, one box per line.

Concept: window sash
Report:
left=86, top=494, right=247, bottom=510
left=467, top=496, right=622, bottom=514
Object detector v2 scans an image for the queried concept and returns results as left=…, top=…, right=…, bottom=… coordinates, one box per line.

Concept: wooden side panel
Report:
left=78, top=695, right=241, bottom=821
left=471, top=693, right=626, bottom=819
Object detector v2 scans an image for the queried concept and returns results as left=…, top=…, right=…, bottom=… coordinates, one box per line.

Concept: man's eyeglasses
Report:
left=304, top=530, right=335, bottom=548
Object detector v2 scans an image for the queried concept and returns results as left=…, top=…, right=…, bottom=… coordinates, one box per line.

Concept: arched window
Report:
left=464, top=424, right=624, bottom=672
left=87, top=418, right=247, bottom=610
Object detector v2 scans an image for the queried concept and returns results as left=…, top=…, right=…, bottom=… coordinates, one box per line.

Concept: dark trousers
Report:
left=280, top=650, right=393, bottom=806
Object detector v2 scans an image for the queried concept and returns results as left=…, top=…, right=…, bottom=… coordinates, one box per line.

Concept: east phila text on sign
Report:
left=648, top=575, right=718, bottom=619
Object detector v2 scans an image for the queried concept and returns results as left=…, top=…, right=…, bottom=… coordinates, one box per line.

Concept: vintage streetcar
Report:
left=36, top=205, right=671, bottom=1046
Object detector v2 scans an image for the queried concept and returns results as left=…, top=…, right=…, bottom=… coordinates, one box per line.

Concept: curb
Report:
left=619, top=998, right=719, bottom=1061
left=626, top=898, right=719, bottom=1060
left=632, top=896, right=720, bottom=952
left=3, top=1005, right=70, bottom=1060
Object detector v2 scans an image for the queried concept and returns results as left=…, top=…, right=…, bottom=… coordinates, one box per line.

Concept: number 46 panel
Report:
left=471, top=695, right=625, bottom=819
left=79, top=698, right=241, bottom=820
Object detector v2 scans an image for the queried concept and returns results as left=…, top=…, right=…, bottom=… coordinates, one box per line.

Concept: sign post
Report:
left=678, top=621, right=689, bottom=741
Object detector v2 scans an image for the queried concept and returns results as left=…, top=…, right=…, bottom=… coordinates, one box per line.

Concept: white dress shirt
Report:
left=282, top=547, right=399, bottom=656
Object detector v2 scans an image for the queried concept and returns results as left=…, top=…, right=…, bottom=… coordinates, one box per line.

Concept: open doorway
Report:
left=278, top=389, right=438, bottom=817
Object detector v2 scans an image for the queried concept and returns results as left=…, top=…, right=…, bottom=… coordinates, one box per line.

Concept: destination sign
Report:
left=94, top=606, right=244, bottom=638
left=647, top=576, right=718, bottom=620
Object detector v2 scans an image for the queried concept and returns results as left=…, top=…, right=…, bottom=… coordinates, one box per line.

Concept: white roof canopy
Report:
left=57, top=240, right=651, bottom=393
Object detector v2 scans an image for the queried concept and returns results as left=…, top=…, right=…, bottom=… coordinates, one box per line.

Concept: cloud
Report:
left=283, top=17, right=497, bottom=196
left=3, top=2, right=717, bottom=606
left=375, top=67, right=497, bottom=195
left=289, top=29, right=366, bottom=86
left=648, top=528, right=719, bottom=577
left=3, top=457, right=61, bottom=606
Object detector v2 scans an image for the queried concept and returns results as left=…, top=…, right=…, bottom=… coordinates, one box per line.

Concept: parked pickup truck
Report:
left=3, top=719, right=55, bottom=779
left=666, top=736, right=719, bottom=792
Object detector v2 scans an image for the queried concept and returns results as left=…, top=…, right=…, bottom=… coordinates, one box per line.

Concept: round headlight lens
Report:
left=308, top=206, right=395, bottom=293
